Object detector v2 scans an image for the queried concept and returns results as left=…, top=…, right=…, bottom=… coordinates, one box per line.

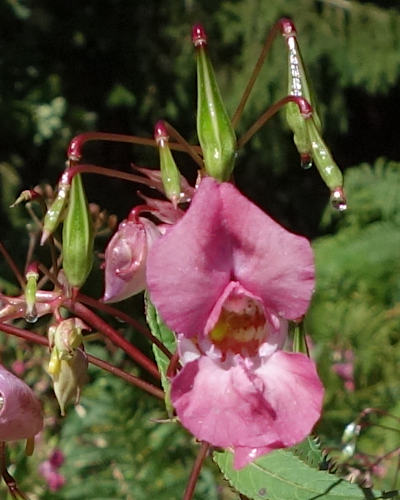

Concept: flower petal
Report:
left=147, top=177, right=315, bottom=337
left=147, top=178, right=232, bottom=336
left=252, top=351, right=324, bottom=446
left=171, top=350, right=323, bottom=464
left=104, top=217, right=160, bottom=303
left=171, top=356, right=280, bottom=448
left=0, top=365, right=43, bottom=441
left=219, top=181, right=315, bottom=320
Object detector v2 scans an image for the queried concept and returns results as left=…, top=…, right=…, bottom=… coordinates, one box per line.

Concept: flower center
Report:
left=209, top=296, right=267, bottom=356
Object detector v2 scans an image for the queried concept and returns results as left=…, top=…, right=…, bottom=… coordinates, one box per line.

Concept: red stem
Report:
left=65, top=300, right=160, bottom=379
left=237, top=95, right=312, bottom=149
left=231, top=18, right=287, bottom=128
left=77, top=293, right=173, bottom=359
left=68, top=132, right=201, bottom=162
left=183, top=441, right=210, bottom=500
left=62, top=164, right=159, bottom=188
left=164, top=121, right=204, bottom=168
left=1, top=441, right=28, bottom=499
left=0, top=322, right=164, bottom=399
left=0, top=241, right=25, bottom=289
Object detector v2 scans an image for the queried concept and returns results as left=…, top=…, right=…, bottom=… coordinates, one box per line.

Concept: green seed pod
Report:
left=282, top=19, right=322, bottom=166
left=62, top=173, right=94, bottom=288
left=154, top=121, right=181, bottom=206
left=305, top=117, right=344, bottom=191
left=41, top=179, right=70, bottom=244
left=192, top=24, right=236, bottom=181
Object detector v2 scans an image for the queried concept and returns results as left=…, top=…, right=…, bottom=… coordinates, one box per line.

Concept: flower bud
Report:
left=192, top=24, right=237, bottom=181
left=154, top=121, right=182, bottom=206
left=103, top=216, right=161, bottom=303
left=50, top=348, right=88, bottom=416
left=48, top=318, right=87, bottom=360
left=62, top=173, right=94, bottom=289
left=0, top=364, right=43, bottom=441
left=24, top=262, right=39, bottom=323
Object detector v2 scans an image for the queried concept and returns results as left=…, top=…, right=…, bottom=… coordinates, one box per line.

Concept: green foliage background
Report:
left=1, top=0, right=400, bottom=498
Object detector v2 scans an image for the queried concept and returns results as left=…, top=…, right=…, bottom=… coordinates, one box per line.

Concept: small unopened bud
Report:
left=48, top=318, right=87, bottom=360
left=25, top=262, right=39, bottom=323
left=339, top=421, right=361, bottom=460
left=103, top=216, right=161, bottom=303
left=50, top=348, right=88, bottom=416
left=48, top=317, right=88, bottom=379
left=192, top=24, right=237, bottom=181
left=62, top=173, right=94, bottom=289
left=154, top=121, right=181, bottom=206
left=10, top=189, right=40, bottom=208
left=0, top=364, right=43, bottom=441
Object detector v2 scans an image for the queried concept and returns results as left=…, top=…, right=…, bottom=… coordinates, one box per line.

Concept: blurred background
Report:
left=1, top=0, right=400, bottom=498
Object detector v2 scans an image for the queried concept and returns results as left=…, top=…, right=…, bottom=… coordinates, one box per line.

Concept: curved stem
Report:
left=63, top=164, right=159, bottom=188
left=65, top=300, right=160, bottom=379
left=183, top=441, right=210, bottom=500
left=164, top=122, right=204, bottom=169
left=68, top=132, right=202, bottom=162
left=87, top=354, right=164, bottom=400
left=0, top=322, right=164, bottom=399
left=0, top=441, right=28, bottom=499
left=237, top=95, right=312, bottom=149
left=231, top=19, right=283, bottom=128
left=77, top=293, right=173, bottom=359
left=0, top=241, right=25, bottom=289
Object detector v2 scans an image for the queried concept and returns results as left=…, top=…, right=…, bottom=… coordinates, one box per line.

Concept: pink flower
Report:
left=332, top=349, right=355, bottom=392
left=147, top=177, right=324, bottom=468
left=39, top=459, right=66, bottom=491
left=11, top=360, right=26, bottom=377
left=103, top=216, right=161, bottom=302
left=0, top=364, right=43, bottom=441
left=49, top=448, right=65, bottom=468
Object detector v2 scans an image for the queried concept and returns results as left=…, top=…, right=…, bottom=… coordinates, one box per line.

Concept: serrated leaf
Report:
left=213, top=449, right=385, bottom=500
left=145, top=293, right=176, bottom=416
left=290, top=435, right=324, bottom=469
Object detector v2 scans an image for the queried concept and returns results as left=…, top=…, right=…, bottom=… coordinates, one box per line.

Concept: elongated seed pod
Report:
left=62, top=174, right=93, bottom=289
left=193, top=24, right=237, bottom=181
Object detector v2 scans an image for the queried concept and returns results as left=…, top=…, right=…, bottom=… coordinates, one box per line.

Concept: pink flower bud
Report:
left=0, top=364, right=43, bottom=441
left=103, top=216, right=161, bottom=303
left=49, top=448, right=65, bottom=468
left=39, top=459, right=66, bottom=491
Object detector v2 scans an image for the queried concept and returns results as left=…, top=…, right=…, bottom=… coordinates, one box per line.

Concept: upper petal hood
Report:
left=147, top=177, right=314, bottom=336
left=147, top=178, right=232, bottom=336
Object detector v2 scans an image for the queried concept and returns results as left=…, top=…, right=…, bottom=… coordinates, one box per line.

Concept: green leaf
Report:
left=213, top=449, right=385, bottom=500
left=145, top=293, right=176, bottom=416
left=290, top=435, right=324, bottom=470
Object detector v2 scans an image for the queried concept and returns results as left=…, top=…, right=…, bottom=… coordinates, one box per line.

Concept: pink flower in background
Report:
left=11, top=360, right=26, bottom=377
left=39, top=449, right=66, bottom=492
left=332, top=349, right=355, bottom=392
left=0, top=364, right=43, bottom=442
left=147, top=177, right=324, bottom=468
